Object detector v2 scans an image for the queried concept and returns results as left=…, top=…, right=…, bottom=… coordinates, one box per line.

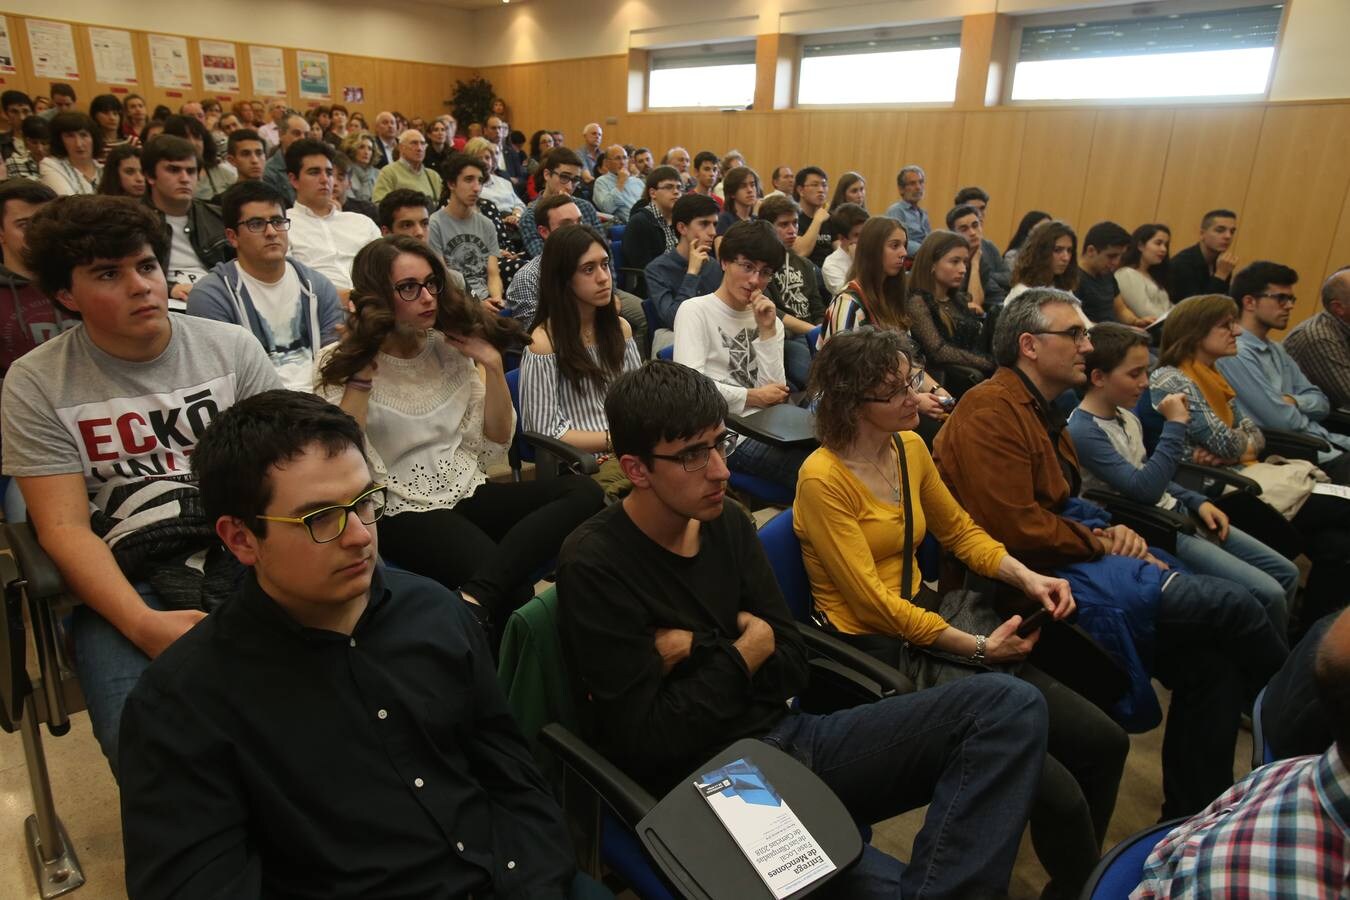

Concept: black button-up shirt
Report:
left=119, top=565, right=574, bottom=899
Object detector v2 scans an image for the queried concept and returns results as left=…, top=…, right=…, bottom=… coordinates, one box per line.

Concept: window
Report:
left=648, top=43, right=756, bottom=109
left=1010, top=3, right=1283, bottom=101
left=797, top=31, right=962, bottom=106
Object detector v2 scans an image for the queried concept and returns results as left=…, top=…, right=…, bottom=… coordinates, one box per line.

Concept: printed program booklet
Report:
left=694, top=757, right=835, bottom=898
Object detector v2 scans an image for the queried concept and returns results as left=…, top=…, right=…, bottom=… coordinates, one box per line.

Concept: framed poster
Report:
left=0, top=18, right=17, bottom=75
left=26, top=19, right=79, bottom=80
left=199, top=40, right=239, bottom=92
left=149, top=33, right=193, bottom=90
left=296, top=50, right=330, bottom=99
left=89, top=27, right=137, bottom=85
left=249, top=45, right=285, bottom=96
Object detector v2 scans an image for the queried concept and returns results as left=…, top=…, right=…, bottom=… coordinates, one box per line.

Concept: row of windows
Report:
left=647, top=2, right=1283, bottom=110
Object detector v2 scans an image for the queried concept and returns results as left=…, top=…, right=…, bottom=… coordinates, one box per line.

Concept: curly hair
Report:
left=809, top=327, right=919, bottom=450
left=317, top=235, right=524, bottom=387
left=1011, top=219, right=1078, bottom=292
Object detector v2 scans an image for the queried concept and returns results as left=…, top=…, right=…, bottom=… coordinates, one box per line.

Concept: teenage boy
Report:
left=1067, top=322, right=1298, bottom=635
left=0, top=90, right=32, bottom=159
left=285, top=138, right=381, bottom=299
left=378, top=188, right=433, bottom=242
left=120, top=390, right=599, bottom=899
left=689, top=151, right=722, bottom=208
left=186, top=180, right=343, bottom=390
left=142, top=135, right=233, bottom=310
left=517, top=148, right=603, bottom=259
left=821, top=203, right=868, bottom=297
left=791, top=166, right=832, bottom=266
left=947, top=203, right=1009, bottom=308
left=557, top=359, right=1048, bottom=900
left=621, top=165, right=682, bottom=295
left=505, top=193, right=581, bottom=325
left=1168, top=209, right=1239, bottom=302
left=6, top=115, right=49, bottom=180
left=1076, top=222, right=1131, bottom=325
left=428, top=153, right=503, bottom=308
left=643, top=193, right=722, bottom=334
left=0, top=179, right=63, bottom=385
left=0, top=195, right=282, bottom=775
left=758, top=194, right=826, bottom=391
left=225, top=128, right=267, bottom=183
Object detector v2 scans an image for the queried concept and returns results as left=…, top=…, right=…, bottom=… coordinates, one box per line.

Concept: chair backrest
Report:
left=1084, top=819, right=1183, bottom=899
left=757, top=509, right=813, bottom=623
left=807, top=324, right=822, bottom=357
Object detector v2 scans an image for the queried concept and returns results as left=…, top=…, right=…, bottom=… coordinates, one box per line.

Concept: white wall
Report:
left=1268, top=0, right=1350, bottom=100
left=2, top=0, right=475, bottom=67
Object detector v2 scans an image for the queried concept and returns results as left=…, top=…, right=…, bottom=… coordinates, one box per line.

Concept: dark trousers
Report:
left=379, top=476, right=603, bottom=619
left=1291, top=492, right=1350, bottom=632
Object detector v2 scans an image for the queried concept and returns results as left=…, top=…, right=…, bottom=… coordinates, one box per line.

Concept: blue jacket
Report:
left=643, top=249, right=722, bottom=330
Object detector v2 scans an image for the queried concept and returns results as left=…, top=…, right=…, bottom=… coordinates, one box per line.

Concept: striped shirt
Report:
left=1284, top=311, right=1350, bottom=408
left=818, top=286, right=870, bottom=350
left=1132, top=744, right=1350, bottom=899
left=519, top=338, right=642, bottom=439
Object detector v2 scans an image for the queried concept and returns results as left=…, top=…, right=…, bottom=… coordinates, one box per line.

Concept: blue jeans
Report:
left=785, top=333, right=812, bottom=391
left=1174, top=525, right=1297, bottom=640
left=728, top=436, right=812, bottom=489
left=761, top=673, right=1047, bottom=899
left=71, top=583, right=163, bottom=779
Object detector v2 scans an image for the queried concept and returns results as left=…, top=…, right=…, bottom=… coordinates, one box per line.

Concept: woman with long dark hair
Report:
left=316, top=235, right=603, bottom=632
left=828, top=171, right=866, bottom=212
left=90, top=94, right=135, bottom=161
left=40, top=112, right=102, bottom=195
left=1003, top=210, right=1051, bottom=268
left=1008, top=220, right=1079, bottom=301
left=1115, top=223, right=1172, bottom=325
left=97, top=145, right=145, bottom=197
left=905, top=230, right=995, bottom=374
left=520, top=224, right=642, bottom=496
left=716, top=165, right=760, bottom=235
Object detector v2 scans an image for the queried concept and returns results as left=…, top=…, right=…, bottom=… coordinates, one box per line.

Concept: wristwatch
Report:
left=969, top=634, right=987, bottom=665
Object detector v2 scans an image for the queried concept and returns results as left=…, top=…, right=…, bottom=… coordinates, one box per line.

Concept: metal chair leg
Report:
left=20, top=696, right=84, bottom=898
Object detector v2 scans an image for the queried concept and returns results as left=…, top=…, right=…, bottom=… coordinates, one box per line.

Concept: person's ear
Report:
left=1018, top=331, right=1040, bottom=361
left=52, top=288, right=79, bottom=316
left=618, top=452, right=651, bottom=488
left=225, top=228, right=240, bottom=250
left=216, top=516, right=262, bottom=566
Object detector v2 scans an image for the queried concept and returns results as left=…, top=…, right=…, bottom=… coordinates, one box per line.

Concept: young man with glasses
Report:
left=187, top=180, right=344, bottom=389
left=119, top=390, right=604, bottom=899
left=557, top=359, right=1049, bottom=900
left=1218, top=261, right=1350, bottom=480
left=0, top=195, right=282, bottom=776
left=517, top=147, right=603, bottom=259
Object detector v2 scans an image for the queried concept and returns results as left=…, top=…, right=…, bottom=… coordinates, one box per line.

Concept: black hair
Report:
left=1, top=90, right=31, bottom=112
left=793, top=165, right=827, bottom=199
left=693, top=150, right=718, bottom=171
left=141, top=135, right=198, bottom=180
left=88, top=94, right=123, bottom=122
left=605, top=360, right=728, bottom=460
left=717, top=219, right=786, bottom=269
left=509, top=129, right=525, bottom=145
left=1230, top=260, right=1298, bottom=307
left=441, top=151, right=487, bottom=185
left=284, top=138, right=334, bottom=177
left=1082, top=221, right=1132, bottom=253
left=953, top=186, right=989, bottom=206
left=1083, top=322, right=1150, bottom=379
left=20, top=115, right=48, bottom=141
left=829, top=202, right=869, bottom=237
left=50, top=84, right=75, bottom=101
left=47, top=112, right=103, bottom=160
left=162, top=113, right=218, bottom=166
left=0, top=178, right=56, bottom=226
left=542, top=146, right=584, bottom=173
left=644, top=165, right=680, bottom=199
left=191, top=389, right=366, bottom=538
left=377, top=188, right=432, bottom=230
left=1007, top=210, right=1052, bottom=254
left=226, top=128, right=264, bottom=156
left=945, top=204, right=980, bottom=230
left=96, top=145, right=143, bottom=197
left=533, top=191, right=579, bottom=232
left=220, top=180, right=288, bottom=230
left=672, top=192, right=719, bottom=229
left=1201, top=208, right=1237, bottom=229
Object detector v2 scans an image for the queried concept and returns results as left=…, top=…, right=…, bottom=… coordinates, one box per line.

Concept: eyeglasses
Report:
left=731, top=259, right=777, bottom=281
left=393, top=276, right=444, bottom=302
left=1213, top=318, right=1242, bottom=333
left=648, top=431, right=739, bottom=472
left=256, top=485, right=387, bottom=544
left=553, top=172, right=583, bottom=185
left=863, top=369, right=926, bottom=402
left=1035, top=326, right=1090, bottom=344
left=1257, top=292, right=1297, bottom=306
left=655, top=182, right=682, bottom=193
left=238, top=215, right=291, bottom=234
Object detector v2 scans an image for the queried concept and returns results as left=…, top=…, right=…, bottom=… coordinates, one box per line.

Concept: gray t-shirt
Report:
left=2, top=317, right=281, bottom=513
left=428, top=208, right=499, bottom=300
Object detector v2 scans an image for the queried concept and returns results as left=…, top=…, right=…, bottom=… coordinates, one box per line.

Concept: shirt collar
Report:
left=237, top=563, right=391, bottom=644
left=1236, top=329, right=1271, bottom=352
left=1314, top=743, right=1350, bottom=836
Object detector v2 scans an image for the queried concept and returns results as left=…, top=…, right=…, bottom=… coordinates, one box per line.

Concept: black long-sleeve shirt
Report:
left=1167, top=242, right=1231, bottom=303
left=119, top=565, right=574, bottom=900
left=557, top=501, right=809, bottom=793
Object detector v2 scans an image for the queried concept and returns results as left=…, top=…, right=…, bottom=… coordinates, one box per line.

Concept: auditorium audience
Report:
left=1004, top=209, right=1051, bottom=268
left=946, top=202, right=1009, bottom=308
left=316, top=235, right=602, bottom=634
left=821, top=202, right=868, bottom=297
left=884, top=164, right=929, bottom=254
left=339, top=131, right=379, bottom=203
left=517, top=148, right=603, bottom=259
left=428, top=153, right=503, bottom=307
left=1008, top=219, right=1079, bottom=302
left=40, top=111, right=102, bottom=195
left=95, top=145, right=144, bottom=197
left=643, top=193, right=721, bottom=333
left=1285, top=265, right=1350, bottom=406
left=791, top=165, right=832, bottom=266
left=820, top=215, right=909, bottom=345
left=1075, top=221, right=1131, bottom=324
left=161, top=114, right=235, bottom=200
left=620, top=165, right=681, bottom=290
left=371, top=129, right=443, bottom=203
left=759, top=194, right=826, bottom=389
left=1115, top=223, right=1171, bottom=325
left=285, top=139, right=381, bottom=298
left=1168, top=208, right=1239, bottom=301
left=143, top=136, right=232, bottom=310
left=464, top=136, right=524, bottom=224
left=592, top=145, right=643, bottom=222
left=558, top=358, right=1048, bottom=899
left=505, top=193, right=581, bottom=325
left=905, top=229, right=995, bottom=375
left=796, top=327, right=1126, bottom=899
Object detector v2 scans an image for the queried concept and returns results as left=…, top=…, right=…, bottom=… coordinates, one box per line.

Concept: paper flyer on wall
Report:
left=26, top=20, right=78, bottom=80
left=89, top=27, right=137, bottom=85
left=200, top=40, right=240, bottom=92
left=297, top=51, right=330, bottom=99
left=0, top=19, right=17, bottom=75
left=149, top=34, right=192, bottom=90
left=249, top=45, right=285, bottom=96
left=694, top=757, right=834, bottom=898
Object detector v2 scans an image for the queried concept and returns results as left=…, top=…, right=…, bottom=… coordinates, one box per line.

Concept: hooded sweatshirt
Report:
left=185, top=257, right=343, bottom=390
left=0, top=260, right=64, bottom=376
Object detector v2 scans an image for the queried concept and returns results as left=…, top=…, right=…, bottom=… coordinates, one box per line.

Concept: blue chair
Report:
left=503, top=368, right=599, bottom=481
left=657, top=345, right=673, bottom=361
left=1082, top=818, right=1184, bottom=899
left=1252, top=685, right=1275, bottom=768
left=807, top=325, right=822, bottom=358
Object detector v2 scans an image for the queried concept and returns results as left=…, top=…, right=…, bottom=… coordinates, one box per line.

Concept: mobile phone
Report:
left=1016, top=608, right=1052, bottom=638
left=939, top=395, right=956, bottom=410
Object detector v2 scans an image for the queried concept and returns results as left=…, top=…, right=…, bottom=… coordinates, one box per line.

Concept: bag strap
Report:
left=893, top=434, right=915, bottom=600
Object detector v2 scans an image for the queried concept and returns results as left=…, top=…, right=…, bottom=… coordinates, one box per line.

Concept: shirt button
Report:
left=414, top=777, right=424, bottom=788
left=377, top=709, right=388, bottom=720
left=456, top=841, right=465, bottom=852
left=506, top=860, right=516, bottom=870
left=349, top=638, right=357, bottom=647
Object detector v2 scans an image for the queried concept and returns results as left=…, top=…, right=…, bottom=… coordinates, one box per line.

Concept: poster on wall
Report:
left=0, top=19, right=18, bottom=75
left=25, top=19, right=79, bottom=80
left=89, top=27, right=138, bottom=85
left=149, top=34, right=193, bottom=90
left=343, top=86, right=363, bottom=103
left=199, top=40, right=239, bottom=92
left=249, top=45, right=285, bottom=96
left=296, top=51, right=330, bottom=99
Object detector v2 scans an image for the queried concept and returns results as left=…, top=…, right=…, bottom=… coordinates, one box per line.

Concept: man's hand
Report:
left=479, top=296, right=506, bottom=313
left=1157, top=392, right=1191, bottom=424
left=1216, top=250, right=1239, bottom=280
left=131, top=608, right=207, bottom=659
left=653, top=627, right=694, bottom=675
left=1282, top=394, right=1298, bottom=406
left=746, top=384, right=790, bottom=408
left=751, top=292, right=778, bottom=336
left=1094, top=524, right=1149, bottom=559
left=1196, top=501, right=1230, bottom=541
left=1135, top=316, right=1157, bottom=328
left=687, top=241, right=709, bottom=275
left=733, top=611, right=775, bottom=673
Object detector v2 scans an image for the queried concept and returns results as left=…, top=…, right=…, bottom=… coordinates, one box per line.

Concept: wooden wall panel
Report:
left=479, top=56, right=626, bottom=145
left=1010, top=110, right=1097, bottom=230
left=955, top=111, right=1026, bottom=248
left=717, top=110, right=810, bottom=180
left=902, top=112, right=967, bottom=233
left=1154, top=106, right=1265, bottom=244
left=1076, top=108, right=1174, bottom=231
left=1321, top=186, right=1350, bottom=290
left=801, top=110, right=907, bottom=209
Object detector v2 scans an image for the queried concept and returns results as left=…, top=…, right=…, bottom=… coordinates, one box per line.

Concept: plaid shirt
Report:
left=1132, top=744, right=1350, bottom=899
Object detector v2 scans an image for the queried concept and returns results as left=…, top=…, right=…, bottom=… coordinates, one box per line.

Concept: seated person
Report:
left=1133, top=606, right=1350, bottom=899
left=905, top=230, right=995, bottom=376
left=377, top=189, right=467, bottom=297
left=821, top=203, right=868, bottom=298
left=506, top=193, right=582, bottom=325
left=642, top=193, right=721, bottom=332
left=714, top=165, right=759, bottom=236
left=1114, top=224, right=1171, bottom=326
left=935, top=289, right=1288, bottom=819
left=0, top=179, right=64, bottom=382
left=1075, top=222, right=1131, bottom=324
left=797, top=328, right=1128, bottom=898
left=143, top=135, right=233, bottom=310
left=792, top=166, right=833, bottom=266
left=1284, top=266, right=1350, bottom=407
left=1166, top=208, right=1238, bottom=303
left=946, top=203, right=1008, bottom=309
left=517, top=148, right=603, bottom=259
left=820, top=216, right=909, bottom=345
left=758, top=194, right=827, bottom=390
left=592, top=144, right=644, bottom=223
left=1151, top=295, right=1350, bottom=629
left=1068, top=323, right=1297, bottom=637
left=285, top=138, right=381, bottom=299
left=1006, top=220, right=1078, bottom=303
left=1218, top=261, right=1350, bottom=480
left=558, top=359, right=1050, bottom=900
left=225, top=128, right=267, bottom=184
left=428, top=153, right=505, bottom=309
left=120, top=390, right=603, bottom=900
left=187, top=180, right=344, bottom=390
left=332, top=151, right=378, bottom=224
left=0, top=195, right=282, bottom=775
left=1262, top=610, right=1340, bottom=760
left=673, top=220, right=807, bottom=489
left=621, top=165, right=682, bottom=295
left=315, top=235, right=603, bottom=634
left=463, top=136, right=526, bottom=227
left=370, top=129, right=443, bottom=203
left=521, top=224, right=642, bottom=498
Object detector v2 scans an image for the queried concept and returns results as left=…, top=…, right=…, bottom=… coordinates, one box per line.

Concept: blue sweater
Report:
left=643, top=249, right=722, bottom=331
left=1066, top=408, right=1208, bottom=513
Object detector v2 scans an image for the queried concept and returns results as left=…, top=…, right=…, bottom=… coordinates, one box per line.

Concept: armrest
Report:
left=1323, top=408, right=1350, bottom=435
left=1083, top=489, right=1194, bottom=552
left=521, top=431, right=601, bottom=475
left=796, top=622, right=915, bottom=696
left=1174, top=461, right=1262, bottom=496
left=538, top=722, right=656, bottom=829
left=5, top=522, right=66, bottom=601
left=1259, top=427, right=1330, bottom=463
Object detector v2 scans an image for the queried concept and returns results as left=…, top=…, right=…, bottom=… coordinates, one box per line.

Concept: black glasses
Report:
left=1257, top=292, right=1297, bottom=306
left=256, top=485, right=387, bottom=544
left=648, top=432, right=739, bottom=472
left=393, top=276, right=444, bottom=302
left=1035, top=326, right=1090, bottom=344
left=553, top=172, right=583, bottom=185
left=239, top=215, right=291, bottom=233
left=863, top=369, right=926, bottom=403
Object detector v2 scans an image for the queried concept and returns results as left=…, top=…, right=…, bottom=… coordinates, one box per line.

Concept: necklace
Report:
left=863, top=442, right=900, bottom=503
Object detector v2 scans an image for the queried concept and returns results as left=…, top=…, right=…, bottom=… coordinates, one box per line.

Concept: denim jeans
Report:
left=784, top=333, right=812, bottom=391
left=1152, top=573, right=1289, bottom=818
left=71, top=583, right=163, bottom=779
left=728, top=436, right=812, bottom=489
left=1174, top=524, right=1297, bottom=641
left=761, top=672, right=1047, bottom=899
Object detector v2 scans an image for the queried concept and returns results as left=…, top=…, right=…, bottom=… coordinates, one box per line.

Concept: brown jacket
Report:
left=932, top=367, right=1102, bottom=570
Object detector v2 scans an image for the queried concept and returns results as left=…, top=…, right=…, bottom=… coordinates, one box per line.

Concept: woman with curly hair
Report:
left=339, top=131, right=379, bottom=202
left=1007, top=219, right=1079, bottom=302
left=316, top=235, right=603, bottom=633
